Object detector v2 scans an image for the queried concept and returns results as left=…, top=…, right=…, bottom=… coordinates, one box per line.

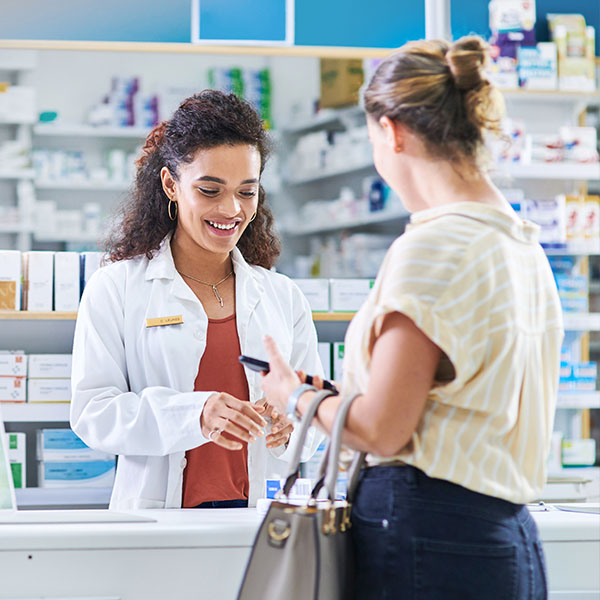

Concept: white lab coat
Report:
left=70, top=236, right=323, bottom=509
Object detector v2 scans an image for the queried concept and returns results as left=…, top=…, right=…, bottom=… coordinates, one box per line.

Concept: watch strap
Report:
left=286, top=383, right=316, bottom=421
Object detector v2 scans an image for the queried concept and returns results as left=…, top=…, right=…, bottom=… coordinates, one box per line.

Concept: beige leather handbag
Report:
left=237, top=390, right=365, bottom=600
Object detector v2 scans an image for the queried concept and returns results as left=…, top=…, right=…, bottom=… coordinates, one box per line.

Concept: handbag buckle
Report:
left=340, top=502, right=352, bottom=532
left=267, top=519, right=291, bottom=548
left=322, top=505, right=337, bottom=536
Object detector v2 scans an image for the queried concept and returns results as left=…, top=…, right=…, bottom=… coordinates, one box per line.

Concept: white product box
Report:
left=27, top=378, right=71, bottom=403
left=293, top=279, right=330, bottom=312
left=330, top=279, right=374, bottom=312
left=562, top=439, right=596, bottom=467
left=333, top=342, right=345, bottom=382
left=0, top=250, right=21, bottom=310
left=518, top=43, right=558, bottom=90
left=318, top=343, right=332, bottom=380
left=0, top=377, right=26, bottom=402
left=53, top=252, right=80, bottom=311
left=7, top=432, right=26, bottom=489
left=22, top=251, right=54, bottom=311
left=37, top=428, right=115, bottom=462
left=0, top=352, right=27, bottom=377
left=28, top=354, right=72, bottom=379
left=39, top=460, right=116, bottom=488
left=80, top=252, right=103, bottom=290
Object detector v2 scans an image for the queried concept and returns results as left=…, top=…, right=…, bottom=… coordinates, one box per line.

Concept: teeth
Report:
left=208, top=221, right=237, bottom=230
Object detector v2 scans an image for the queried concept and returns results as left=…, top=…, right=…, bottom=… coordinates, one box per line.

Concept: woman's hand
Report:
left=266, top=410, right=294, bottom=449
left=201, top=392, right=267, bottom=450
left=260, top=335, right=302, bottom=415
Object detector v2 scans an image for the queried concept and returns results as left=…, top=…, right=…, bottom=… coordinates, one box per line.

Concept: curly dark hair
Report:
left=105, top=90, right=281, bottom=268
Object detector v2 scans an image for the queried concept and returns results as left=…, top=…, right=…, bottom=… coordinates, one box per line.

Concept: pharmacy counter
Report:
left=0, top=505, right=598, bottom=599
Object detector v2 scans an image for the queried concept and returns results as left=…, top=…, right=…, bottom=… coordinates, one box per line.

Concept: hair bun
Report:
left=446, top=36, right=489, bottom=91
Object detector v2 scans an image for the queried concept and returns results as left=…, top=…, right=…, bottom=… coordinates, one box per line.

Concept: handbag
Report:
left=237, top=390, right=365, bottom=600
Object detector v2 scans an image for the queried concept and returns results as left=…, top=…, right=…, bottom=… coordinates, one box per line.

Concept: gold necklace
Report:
left=178, top=269, right=234, bottom=308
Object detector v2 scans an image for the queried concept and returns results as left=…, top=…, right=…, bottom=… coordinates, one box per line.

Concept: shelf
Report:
left=287, top=159, right=375, bottom=185
left=1, top=403, right=70, bottom=422
left=590, top=283, right=600, bottom=294
left=312, top=312, right=356, bottom=321
left=557, top=392, right=600, bottom=410
left=0, top=311, right=77, bottom=320
left=33, top=231, right=99, bottom=243
left=0, top=117, right=35, bottom=125
left=0, top=223, right=32, bottom=234
left=280, top=207, right=409, bottom=236
left=544, top=246, right=600, bottom=256
left=36, top=179, right=131, bottom=191
left=563, top=313, right=600, bottom=331
left=34, top=123, right=151, bottom=138
left=500, top=89, right=600, bottom=105
left=280, top=105, right=365, bottom=135
left=493, top=162, right=600, bottom=181
left=15, top=486, right=112, bottom=509
left=0, top=169, right=35, bottom=180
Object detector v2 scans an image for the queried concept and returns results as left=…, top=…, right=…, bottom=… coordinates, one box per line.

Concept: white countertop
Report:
left=0, top=504, right=597, bottom=550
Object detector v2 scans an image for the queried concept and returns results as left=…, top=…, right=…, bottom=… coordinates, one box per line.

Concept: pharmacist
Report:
left=70, top=91, right=323, bottom=510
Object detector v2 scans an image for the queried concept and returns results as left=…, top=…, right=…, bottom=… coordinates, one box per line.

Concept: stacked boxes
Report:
left=54, top=252, right=80, bottom=311
left=294, top=278, right=376, bottom=313
left=27, top=354, right=72, bottom=403
left=37, top=428, right=116, bottom=488
left=559, top=362, right=598, bottom=393
left=0, top=352, right=27, bottom=403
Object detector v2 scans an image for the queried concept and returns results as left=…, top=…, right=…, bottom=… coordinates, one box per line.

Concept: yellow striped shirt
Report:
left=343, top=202, right=564, bottom=504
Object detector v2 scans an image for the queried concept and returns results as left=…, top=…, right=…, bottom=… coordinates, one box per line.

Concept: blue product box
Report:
left=573, top=362, right=598, bottom=379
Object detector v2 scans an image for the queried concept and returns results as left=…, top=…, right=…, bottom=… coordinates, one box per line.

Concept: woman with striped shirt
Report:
left=260, top=35, right=562, bottom=599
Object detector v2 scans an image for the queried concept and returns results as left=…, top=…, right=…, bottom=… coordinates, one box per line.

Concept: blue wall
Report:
left=0, top=0, right=598, bottom=54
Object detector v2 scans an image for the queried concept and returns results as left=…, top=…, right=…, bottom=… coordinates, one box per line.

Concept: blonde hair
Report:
left=364, top=35, right=504, bottom=170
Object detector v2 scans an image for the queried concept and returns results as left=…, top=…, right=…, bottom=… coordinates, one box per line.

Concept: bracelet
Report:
left=286, top=383, right=317, bottom=422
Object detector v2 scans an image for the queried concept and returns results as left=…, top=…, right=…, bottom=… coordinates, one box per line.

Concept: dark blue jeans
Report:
left=193, top=499, right=248, bottom=508
left=351, top=465, right=547, bottom=600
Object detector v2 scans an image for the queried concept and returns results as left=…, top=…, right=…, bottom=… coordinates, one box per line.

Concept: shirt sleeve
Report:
left=368, top=233, right=488, bottom=392
left=70, top=268, right=210, bottom=457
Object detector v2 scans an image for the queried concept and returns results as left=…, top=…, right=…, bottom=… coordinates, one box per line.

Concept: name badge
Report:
left=145, top=315, right=184, bottom=328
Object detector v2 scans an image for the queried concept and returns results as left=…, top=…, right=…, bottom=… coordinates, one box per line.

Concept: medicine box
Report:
left=562, top=439, right=596, bottom=467
left=37, top=428, right=115, bottom=462
left=27, top=378, right=71, bottom=403
left=7, top=432, right=26, bottom=489
left=0, top=250, right=21, bottom=310
left=28, top=354, right=72, bottom=379
left=518, top=43, right=558, bottom=90
left=0, top=352, right=27, bottom=377
left=54, top=252, right=80, bottom=311
left=573, top=362, right=597, bottom=379
left=333, top=343, right=344, bottom=382
left=22, top=251, right=54, bottom=311
left=330, top=279, right=374, bottom=312
left=80, top=251, right=103, bottom=292
left=0, top=377, right=26, bottom=402
left=265, top=477, right=313, bottom=500
left=39, top=460, right=116, bottom=488
left=293, top=278, right=330, bottom=312
left=318, top=343, right=332, bottom=380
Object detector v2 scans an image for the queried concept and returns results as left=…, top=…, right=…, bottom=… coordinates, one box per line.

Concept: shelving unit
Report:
left=286, top=158, right=375, bottom=185
left=279, top=206, right=409, bottom=236
left=35, top=179, right=131, bottom=191
left=34, top=123, right=150, bottom=138
left=495, top=162, right=600, bottom=181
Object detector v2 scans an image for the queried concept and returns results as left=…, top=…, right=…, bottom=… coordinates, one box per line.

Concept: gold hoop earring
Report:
left=168, top=199, right=178, bottom=221
left=249, top=212, right=257, bottom=223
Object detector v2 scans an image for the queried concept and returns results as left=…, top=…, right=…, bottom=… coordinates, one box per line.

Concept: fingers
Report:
left=263, top=335, right=293, bottom=375
left=266, top=422, right=294, bottom=449
left=208, top=426, right=243, bottom=451
left=201, top=392, right=267, bottom=441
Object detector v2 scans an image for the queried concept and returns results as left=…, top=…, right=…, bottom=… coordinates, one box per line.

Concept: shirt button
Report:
left=180, top=458, right=187, bottom=469
left=194, top=328, right=203, bottom=339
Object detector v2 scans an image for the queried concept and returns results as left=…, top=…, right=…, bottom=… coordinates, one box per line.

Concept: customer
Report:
left=71, top=91, right=322, bottom=510
left=260, top=36, right=562, bottom=599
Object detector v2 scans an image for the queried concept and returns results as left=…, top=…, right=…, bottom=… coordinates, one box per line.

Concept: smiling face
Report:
left=162, top=143, right=261, bottom=259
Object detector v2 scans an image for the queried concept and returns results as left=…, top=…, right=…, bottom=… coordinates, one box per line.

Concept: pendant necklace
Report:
left=178, top=269, right=234, bottom=308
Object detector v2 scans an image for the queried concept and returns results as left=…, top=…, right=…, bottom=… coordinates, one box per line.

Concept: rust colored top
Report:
left=182, top=314, right=250, bottom=507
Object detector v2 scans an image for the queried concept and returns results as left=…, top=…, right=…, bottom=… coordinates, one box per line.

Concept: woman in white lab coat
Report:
left=70, top=91, right=323, bottom=510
